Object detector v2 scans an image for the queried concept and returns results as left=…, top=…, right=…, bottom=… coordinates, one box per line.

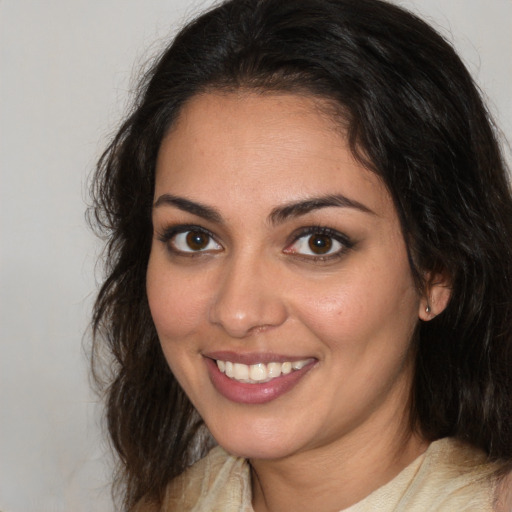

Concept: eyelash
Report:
left=284, top=226, right=354, bottom=262
left=156, top=224, right=221, bottom=256
left=156, top=224, right=354, bottom=261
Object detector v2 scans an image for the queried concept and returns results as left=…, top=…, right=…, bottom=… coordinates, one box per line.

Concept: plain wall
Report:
left=0, top=1, right=510, bottom=511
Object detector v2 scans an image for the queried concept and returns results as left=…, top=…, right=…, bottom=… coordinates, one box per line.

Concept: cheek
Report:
left=146, top=258, right=213, bottom=392
left=296, top=287, right=380, bottom=353
left=293, top=259, right=419, bottom=354
left=146, top=254, right=210, bottom=343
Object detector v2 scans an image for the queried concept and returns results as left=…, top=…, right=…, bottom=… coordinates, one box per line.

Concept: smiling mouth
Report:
left=215, top=359, right=314, bottom=384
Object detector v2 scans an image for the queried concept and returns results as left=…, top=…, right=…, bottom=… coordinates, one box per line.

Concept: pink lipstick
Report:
left=204, top=353, right=316, bottom=404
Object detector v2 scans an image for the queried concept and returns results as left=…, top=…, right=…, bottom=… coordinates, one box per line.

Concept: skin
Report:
left=146, top=92, right=450, bottom=511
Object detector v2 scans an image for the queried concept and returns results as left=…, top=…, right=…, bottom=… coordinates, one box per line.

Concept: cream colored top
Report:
left=135, top=438, right=508, bottom=511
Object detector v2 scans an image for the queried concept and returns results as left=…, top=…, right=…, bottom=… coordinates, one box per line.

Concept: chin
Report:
left=219, top=439, right=295, bottom=461
left=208, top=419, right=305, bottom=460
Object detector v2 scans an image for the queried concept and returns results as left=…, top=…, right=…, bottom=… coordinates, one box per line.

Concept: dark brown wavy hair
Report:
left=89, top=0, right=512, bottom=508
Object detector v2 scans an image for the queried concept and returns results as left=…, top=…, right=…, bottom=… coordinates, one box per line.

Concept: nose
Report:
left=208, top=254, right=288, bottom=338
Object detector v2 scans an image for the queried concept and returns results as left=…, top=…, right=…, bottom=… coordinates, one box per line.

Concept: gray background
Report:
left=1, top=1, right=510, bottom=510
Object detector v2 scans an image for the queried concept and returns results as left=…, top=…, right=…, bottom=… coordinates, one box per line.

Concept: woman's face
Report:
left=147, top=92, right=423, bottom=460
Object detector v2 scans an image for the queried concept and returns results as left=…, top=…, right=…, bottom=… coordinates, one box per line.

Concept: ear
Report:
left=418, top=272, right=452, bottom=321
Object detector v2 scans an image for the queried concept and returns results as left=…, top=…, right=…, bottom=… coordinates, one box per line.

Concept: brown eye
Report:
left=169, top=230, right=222, bottom=253
left=186, top=231, right=209, bottom=251
left=284, top=229, right=348, bottom=259
left=308, top=234, right=333, bottom=254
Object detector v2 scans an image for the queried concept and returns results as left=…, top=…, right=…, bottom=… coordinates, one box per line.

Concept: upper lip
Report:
left=203, top=350, right=316, bottom=365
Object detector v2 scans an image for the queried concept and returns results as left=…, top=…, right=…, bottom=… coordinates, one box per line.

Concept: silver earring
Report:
left=425, top=304, right=431, bottom=314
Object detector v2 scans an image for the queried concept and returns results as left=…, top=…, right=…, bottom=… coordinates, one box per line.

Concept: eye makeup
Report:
left=284, top=225, right=355, bottom=262
left=156, top=222, right=355, bottom=264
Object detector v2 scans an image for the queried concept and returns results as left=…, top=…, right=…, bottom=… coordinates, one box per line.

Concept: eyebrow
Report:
left=153, top=194, right=223, bottom=224
left=153, top=192, right=375, bottom=225
left=269, top=194, right=375, bottom=225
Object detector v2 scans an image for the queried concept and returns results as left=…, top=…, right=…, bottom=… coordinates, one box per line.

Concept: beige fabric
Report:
left=137, top=438, right=507, bottom=511
left=344, top=438, right=498, bottom=511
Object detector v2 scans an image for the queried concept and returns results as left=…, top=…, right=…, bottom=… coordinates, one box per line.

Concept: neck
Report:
left=250, top=405, right=427, bottom=512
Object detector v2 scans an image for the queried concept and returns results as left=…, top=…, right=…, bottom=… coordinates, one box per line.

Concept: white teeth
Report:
left=267, top=362, right=282, bottom=378
left=292, top=360, right=307, bottom=370
left=216, top=358, right=312, bottom=383
left=233, top=363, right=249, bottom=380
left=249, top=363, right=267, bottom=382
left=281, top=362, right=292, bottom=375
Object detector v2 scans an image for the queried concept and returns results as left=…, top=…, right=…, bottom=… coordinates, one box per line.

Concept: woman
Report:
left=90, top=0, right=512, bottom=510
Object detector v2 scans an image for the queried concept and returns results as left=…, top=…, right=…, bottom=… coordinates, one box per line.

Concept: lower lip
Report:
left=205, top=358, right=315, bottom=404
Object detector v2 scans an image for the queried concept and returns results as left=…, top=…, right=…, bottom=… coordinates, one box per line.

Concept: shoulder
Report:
left=402, top=438, right=507, bottom=511
left=132, top=446, right=251, bottom=512
left=495, top=470, right=512, bottom=512
left=161, top=446, right=252, bottom=512
left=345, top=438, right=503, bottom=512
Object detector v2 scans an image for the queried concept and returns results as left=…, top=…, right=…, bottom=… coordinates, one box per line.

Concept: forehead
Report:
left=155, top=92, right=391, bottom=217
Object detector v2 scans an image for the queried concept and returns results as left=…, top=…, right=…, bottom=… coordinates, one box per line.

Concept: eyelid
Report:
left=156, top=224, right=223, bottom=254
left=155, top=223, right=352, bottom=260
left=284, top=226, right=354, bottom=260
